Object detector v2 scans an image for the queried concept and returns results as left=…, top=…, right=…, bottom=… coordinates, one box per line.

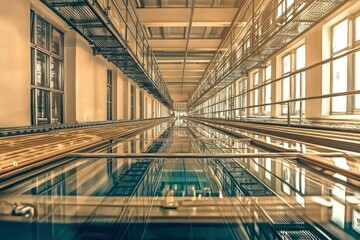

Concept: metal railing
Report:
left=188, top=0, right=349, bottom=108
left=41, top=0, right=173, bottom=107
left=190, top=45, right=360, bottom=126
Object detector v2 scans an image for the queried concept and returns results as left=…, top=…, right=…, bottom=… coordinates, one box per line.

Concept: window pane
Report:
left=265, top=65, right=271, bottom=113
left=31, top=48, right=35, bottom=85
left=52, top=92, right=63, bottom=124
left=36, top=16, right=50, bottom=50
left=296, top=45, right=306, bottom=69
left=31, top=89, right=36, bottom=125
left=52, top=28, right=62, bottom=56
left=332, top=57, right=347, bottom=112
left=355, top=52, right=360, bottom=109
left=36, top=51, right=49, bottom=87
left=37, top=90, right=50, bottom=125
left=30, top=11, right=35, bottom=44
left=283, top=77, right=290, bottom=113
left=51, top=58, right=62, bottom=90
left=265, top=65, right=271, bottom=81
left=283, top=55, right=291, bottom=73
left=356, top=16, right=360, bottom=42
left=332, top=20, right=348, bottom=52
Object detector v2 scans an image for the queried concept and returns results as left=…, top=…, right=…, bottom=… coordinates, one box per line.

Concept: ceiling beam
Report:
left=137, top=8, right=238, bottom=27
left=158, top=63, right=208, bottom=70
left=149, top=39, right=222, bottom=51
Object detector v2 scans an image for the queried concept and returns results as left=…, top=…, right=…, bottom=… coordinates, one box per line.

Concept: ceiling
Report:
left=135, top=0, right=242, bottom=102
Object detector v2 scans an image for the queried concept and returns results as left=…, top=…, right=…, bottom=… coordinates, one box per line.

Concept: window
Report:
left=139, top=91, right=144, bottom=119
left=282, top=45, right=306, bottom=115
left=355, top=52, right=360, bottom=109
left=264, top=64, right=272, bottom=114
left=332, top=19, right=348, bottom=53
left=330, top=17, right=360, bottom=114
left=332, top=57, right=347, bottom=112
left=130, top=85, right=136, bottom=120
left=282, top=54, right=291, bottom=114
left=239, top=79, right=247, bottom=117
left=30, top=10, right=64, bottom=125
left=107, top=70, right=113, bottom=120
left=356, top=16, right=360, bottom=42
left=253, top=72, right=259, bottom=114
left=295, top=45, right=306, bottom=113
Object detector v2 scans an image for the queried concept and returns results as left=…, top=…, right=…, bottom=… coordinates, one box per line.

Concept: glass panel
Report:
left=356, top=16, right=360, bottom=41
left=265, top=65, right=271, bottom=113
left=355, top=52, right=360, bottom=109
left=52, top=28, right=62, bottom=56
left=31, top=48, right=35, bottom=85
left=36, top=50, right=49, bottom=87
left=31, top=89, right=36, bottom=125
left=283, top=76, right=290, bottom=113
left=296, top=45, right=305, bottom=70
left=332, top=19, right=348, bottom=53
left=283, top=54, right=291, bottom=73
left=30, top=10, right=35, bottom=44
left=52, top=92, right=63, bottom=124
left=51, top=58, right=62, bottom=90
left=37, top=90, right=50, bottom=125
left=253, top=72, right=259, bottom=114
left=36, top=16, right=50, bottom=50
left=332, top=56, right=347, bottom=112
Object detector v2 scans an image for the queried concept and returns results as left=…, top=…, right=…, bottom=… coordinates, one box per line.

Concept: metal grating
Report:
left=41, top=0, right=173, bottom=108
left=277, top=229, right=322, bottom=240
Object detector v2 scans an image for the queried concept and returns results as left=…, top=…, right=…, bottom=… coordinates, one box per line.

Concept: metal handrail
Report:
left=189, top=0, right=349, bottom=108
left=190, top=44, right=360, bottom=124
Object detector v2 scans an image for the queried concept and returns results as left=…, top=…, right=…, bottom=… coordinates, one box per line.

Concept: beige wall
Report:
left=0, top=0, right=31, bottom=127
left=0, top=0, right=170, bottom=128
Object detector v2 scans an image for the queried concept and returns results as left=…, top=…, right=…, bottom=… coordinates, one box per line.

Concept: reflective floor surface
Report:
left=0, top=118, right=359, bottom=239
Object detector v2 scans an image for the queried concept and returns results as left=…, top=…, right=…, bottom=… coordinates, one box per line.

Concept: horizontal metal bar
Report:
left=66, top=152, right=345, bottom=159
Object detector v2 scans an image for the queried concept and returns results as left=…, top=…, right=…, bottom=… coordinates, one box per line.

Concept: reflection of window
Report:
left=331, top=199, right=346, bottom=229
left=282, top=163, right=291, bottom=195
left=36, top=51, right=48, bottom=87
left=51, top=58, right=62, bottom=90
left=253, top=149, right=259, bottom=172
left=36, top=16, right=50, bottom=50
left=265, top=158, right=271, bottom=180
left=52, top=28, right=62, bottom=56
left=31, top=10, right=64, bottom=125
left=52, top=92, right=62, bottom=124
left=37, top=90, right=50, bottom=125
left=352, top=210, right=360, bottom=234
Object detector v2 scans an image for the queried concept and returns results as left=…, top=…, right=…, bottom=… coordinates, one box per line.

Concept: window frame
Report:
left=30, top=10, right=64, bottom=125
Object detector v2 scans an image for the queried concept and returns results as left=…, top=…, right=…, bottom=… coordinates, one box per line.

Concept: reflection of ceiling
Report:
left=135, top=0, right=242, bottom=102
